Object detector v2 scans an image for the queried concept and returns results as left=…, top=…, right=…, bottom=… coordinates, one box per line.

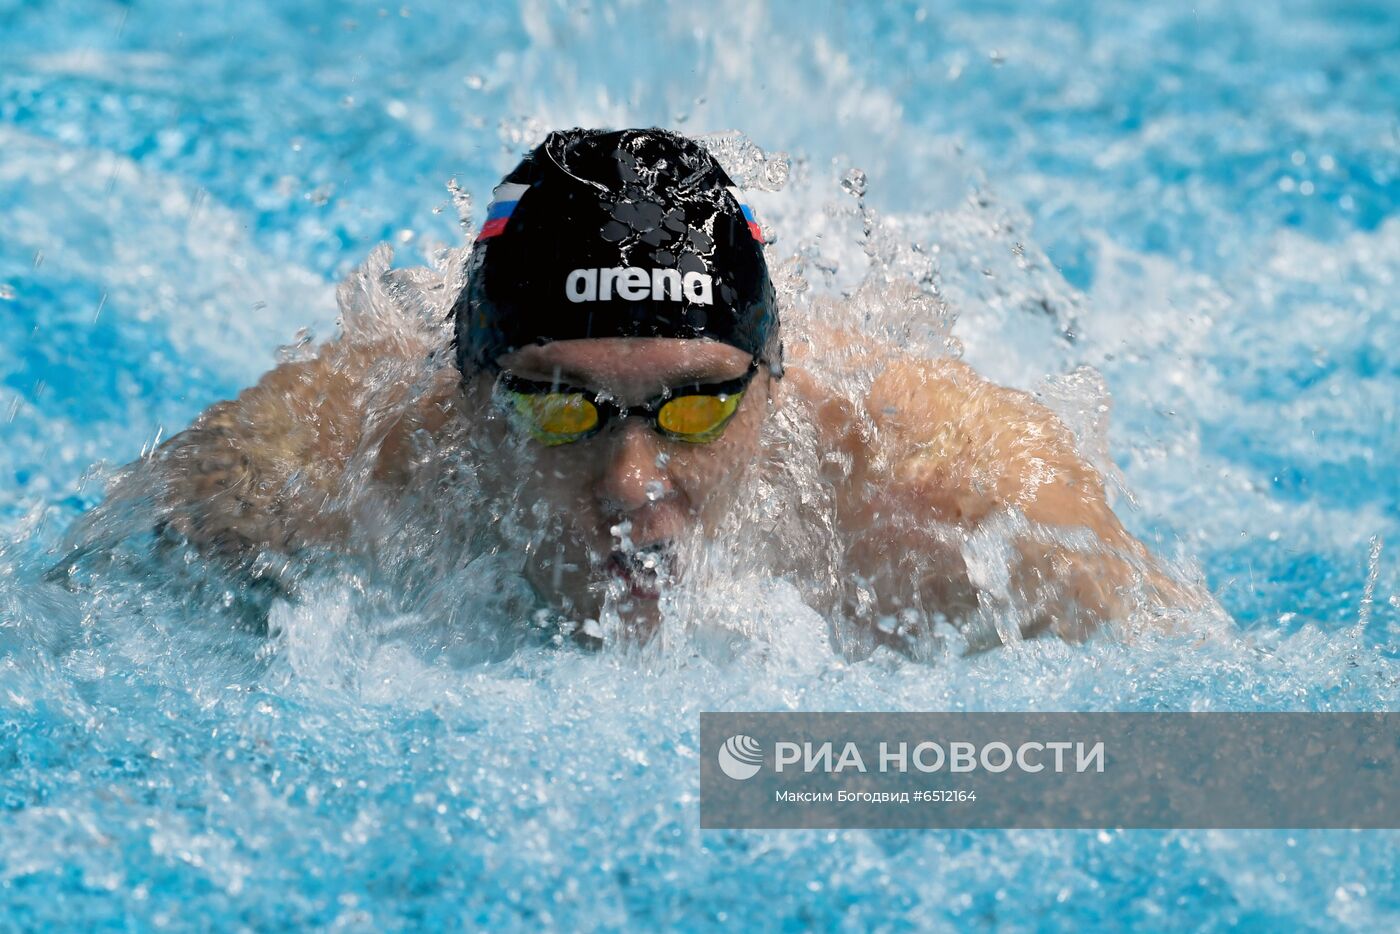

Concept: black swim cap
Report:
left=454, top=128, right=781, bottom=376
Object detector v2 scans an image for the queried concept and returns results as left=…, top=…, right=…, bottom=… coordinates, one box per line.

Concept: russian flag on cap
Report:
left=727, top=186, right=764, bottom=244
left=477, top=182, right=531, bottom=241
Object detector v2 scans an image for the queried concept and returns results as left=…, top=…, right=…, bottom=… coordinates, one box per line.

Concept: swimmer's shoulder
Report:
left=781, top=324, right=1003, bottom=464
left=785, top=328, right=1104, bottom=523
left=869, top=356, right=1110, bottom=517
left=150, top=332, right=458, bottom=557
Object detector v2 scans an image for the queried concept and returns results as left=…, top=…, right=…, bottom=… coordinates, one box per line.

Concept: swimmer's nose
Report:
left=595, top=421, right=674, bottom=514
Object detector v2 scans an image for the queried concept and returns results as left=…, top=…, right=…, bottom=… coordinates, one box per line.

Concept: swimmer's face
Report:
left=472, top=337, right=772, bottom=623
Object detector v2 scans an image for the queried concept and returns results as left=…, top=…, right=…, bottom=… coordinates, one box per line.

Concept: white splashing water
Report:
left=1, top=0, right=1397, bottom=928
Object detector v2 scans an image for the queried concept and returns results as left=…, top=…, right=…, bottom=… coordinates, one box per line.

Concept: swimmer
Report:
left=78, top=128, right=1199, bottom=650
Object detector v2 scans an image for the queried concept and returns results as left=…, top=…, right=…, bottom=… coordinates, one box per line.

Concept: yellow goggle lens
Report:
left=509, top=392, right=600, bottom=444
left=657, top=391, right=744, bottom=441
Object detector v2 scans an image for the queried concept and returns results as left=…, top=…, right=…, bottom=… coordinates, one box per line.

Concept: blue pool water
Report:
left=2, top=0, right=1398, bottom=928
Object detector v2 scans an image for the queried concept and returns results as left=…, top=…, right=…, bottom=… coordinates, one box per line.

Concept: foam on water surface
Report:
left=2, top=0, right=1398, bottom=928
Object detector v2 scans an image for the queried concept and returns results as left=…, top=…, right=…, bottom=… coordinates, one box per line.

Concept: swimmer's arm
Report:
left=853, top=358, right=1189, bottom=641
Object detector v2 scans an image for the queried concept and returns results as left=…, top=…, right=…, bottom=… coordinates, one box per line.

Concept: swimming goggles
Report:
left=498, top=362, right=757, bottom=446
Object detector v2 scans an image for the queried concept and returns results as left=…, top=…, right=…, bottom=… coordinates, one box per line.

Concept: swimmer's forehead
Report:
left=498, top=338, right=752, bottom=386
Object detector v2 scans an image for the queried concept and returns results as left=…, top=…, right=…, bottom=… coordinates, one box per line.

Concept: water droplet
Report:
left=464, top=74, right=485, bottom=90
left=645, top=481, right=666, bottom=502
left=446, top=178, right=473, bottom=230
left=397, top=228, right=416, bottom=244
left=277, top=327, right=317, bottom=363
left=0, top=284, right=14, bottom=301
left=989, top=49, right=1006, bottom=65
left=609, top=520, right=634, bottom=548
left=763, top=152, right=791, bottom=191
left=841, top=168, right=867, bottom=198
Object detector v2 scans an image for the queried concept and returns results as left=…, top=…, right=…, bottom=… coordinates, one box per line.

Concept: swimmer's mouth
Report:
left=605, top=546, right=675, bottom=601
